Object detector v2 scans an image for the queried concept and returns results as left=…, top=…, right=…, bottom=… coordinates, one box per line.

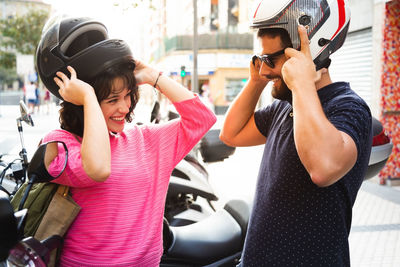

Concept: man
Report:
left=220, top=1, right=372, bottom=266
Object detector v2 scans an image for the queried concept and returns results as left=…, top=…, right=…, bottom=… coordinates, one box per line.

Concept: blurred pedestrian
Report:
left=25, top=81, right=36, bottom=113
left=43, top=88, right=51, bottom=114
left=34, top=83, right=40, bottom=113
left=199, top=82, right=214, bottom=111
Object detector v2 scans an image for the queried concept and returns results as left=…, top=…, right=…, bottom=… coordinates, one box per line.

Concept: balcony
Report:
left=153, top=32, right=253, bottom=62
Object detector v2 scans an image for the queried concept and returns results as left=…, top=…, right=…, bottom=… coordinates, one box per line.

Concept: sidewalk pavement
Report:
left=350, top=178, right=400, bottom=266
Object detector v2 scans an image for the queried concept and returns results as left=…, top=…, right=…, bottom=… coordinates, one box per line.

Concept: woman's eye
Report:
left=107, top=99, right=117, bottom=104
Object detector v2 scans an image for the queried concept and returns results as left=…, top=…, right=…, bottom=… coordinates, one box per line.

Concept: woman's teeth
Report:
left=111, top=116, right=124, bottom=121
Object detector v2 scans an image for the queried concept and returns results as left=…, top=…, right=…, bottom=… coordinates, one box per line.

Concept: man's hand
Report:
left=281, top=25, right=321, bottom=91
left=250, top=55, right=269, bottom=87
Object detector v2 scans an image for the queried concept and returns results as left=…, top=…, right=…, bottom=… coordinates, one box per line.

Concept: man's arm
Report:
left=220, top=61, right=268, bottom=147
left=282, top=26, right=357, bottom=187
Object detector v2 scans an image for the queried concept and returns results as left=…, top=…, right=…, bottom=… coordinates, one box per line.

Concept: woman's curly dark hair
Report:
left=59, top=60, right=139, bottom=137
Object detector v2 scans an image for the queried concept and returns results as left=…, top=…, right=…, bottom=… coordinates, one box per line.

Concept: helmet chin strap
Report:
left=315, top=58, right=331, bottom=71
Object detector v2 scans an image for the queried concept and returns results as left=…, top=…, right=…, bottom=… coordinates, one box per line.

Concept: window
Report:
left=225, top=78, right=246, bottom=102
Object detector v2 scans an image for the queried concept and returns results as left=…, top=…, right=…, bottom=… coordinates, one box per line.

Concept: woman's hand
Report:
left=134, top=59, right=194, bottom=102
left=133, top=59, right=159, bottom=86
left=54, top=66, right=96, bottom=105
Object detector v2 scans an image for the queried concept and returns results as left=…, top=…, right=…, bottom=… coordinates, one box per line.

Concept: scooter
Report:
left=0, top=100, right=34, bottom=197
left=165, top=129, right=237, bottom=226
left=145, top=100, right=237, bottom=227
left=0, top=140, right=68, bottom=266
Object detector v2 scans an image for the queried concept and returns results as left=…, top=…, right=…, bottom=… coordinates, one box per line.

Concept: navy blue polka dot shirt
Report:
left=241, top=82, right=372, bottom=266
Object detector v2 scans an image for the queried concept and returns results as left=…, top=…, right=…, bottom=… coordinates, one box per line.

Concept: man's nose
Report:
left=259, top=62, right=274, bottom=77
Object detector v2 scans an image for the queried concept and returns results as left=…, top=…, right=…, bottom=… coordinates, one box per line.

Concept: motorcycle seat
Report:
left=166, top=208, right=243, bottom=264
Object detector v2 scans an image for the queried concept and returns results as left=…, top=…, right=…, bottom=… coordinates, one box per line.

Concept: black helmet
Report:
left=250, top=0, right=351, bottom=70
left=36, top=16, right=135, bottom=99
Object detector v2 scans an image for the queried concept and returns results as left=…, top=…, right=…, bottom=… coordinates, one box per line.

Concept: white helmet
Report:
left=251, top=0, right=351, bottom=70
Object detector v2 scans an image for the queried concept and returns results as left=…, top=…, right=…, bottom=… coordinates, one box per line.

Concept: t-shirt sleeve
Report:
left=140, top=95, right=216, bottom=168
left=254, top=101, right=278, bottom=137
left=325, top=97, right=372, bottom=156
left=42, top=130, right=100, bottom=187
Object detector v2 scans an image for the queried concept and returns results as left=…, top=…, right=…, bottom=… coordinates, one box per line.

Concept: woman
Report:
left=40, top=17, right=216, bottom=266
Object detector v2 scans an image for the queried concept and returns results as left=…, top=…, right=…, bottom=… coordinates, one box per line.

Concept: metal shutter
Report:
left=329, top=27, right=373, bottom=105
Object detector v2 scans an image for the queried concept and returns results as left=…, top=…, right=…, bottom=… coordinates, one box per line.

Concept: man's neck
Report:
left=315, top=68, right=332, bottom=90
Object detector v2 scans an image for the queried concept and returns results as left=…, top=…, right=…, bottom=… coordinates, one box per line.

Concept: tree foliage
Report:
left=0, top=9, right=50, bottom=55
left=0, top=51, right=16, bottom=69
left=0, top=66, right=19, bottom=86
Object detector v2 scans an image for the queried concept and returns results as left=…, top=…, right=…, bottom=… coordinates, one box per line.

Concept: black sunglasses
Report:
left=252, top=49, right=286, bottom=68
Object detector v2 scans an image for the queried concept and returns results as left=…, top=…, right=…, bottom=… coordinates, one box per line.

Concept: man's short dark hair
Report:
left=257, top=28, right=293, bottom=49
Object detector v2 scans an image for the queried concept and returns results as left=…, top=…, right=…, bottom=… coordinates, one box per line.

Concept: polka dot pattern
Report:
left=241, top=82, right=372, bottom=266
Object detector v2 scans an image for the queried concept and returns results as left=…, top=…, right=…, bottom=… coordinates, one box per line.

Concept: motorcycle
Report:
left=165, top=128, right=238, bottom=226
left=0, top=100, right=34, bottom=198
left=146, top=101, right=237, bottom=227
left=0, top=140, right=68, bottom=266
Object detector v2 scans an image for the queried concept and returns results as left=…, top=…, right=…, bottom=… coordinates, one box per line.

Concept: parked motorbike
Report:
left=165, top=128, right=237, bottom=227
left=0, top=140, right=67, bottom=266
left=146, top=101, right=237, bottom=227
left=161, top=198, right=250, bottom=267
left=0, top=101, right=34, bottom=197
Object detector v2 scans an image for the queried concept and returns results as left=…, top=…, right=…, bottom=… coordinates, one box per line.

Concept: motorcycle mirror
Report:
left=27, top=141, right=68, bottom=183
left=18, top=100, right=34, bottom=127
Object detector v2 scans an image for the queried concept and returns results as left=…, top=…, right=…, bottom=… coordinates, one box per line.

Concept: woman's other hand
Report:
left=133, top=60, right=159, bottom=87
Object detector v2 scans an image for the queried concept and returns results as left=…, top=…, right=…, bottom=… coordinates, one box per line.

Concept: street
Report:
left=1, top=103, right=400, bottom=266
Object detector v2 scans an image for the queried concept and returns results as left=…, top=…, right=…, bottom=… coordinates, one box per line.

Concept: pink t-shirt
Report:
left=42, top=96, right=216, bottom=266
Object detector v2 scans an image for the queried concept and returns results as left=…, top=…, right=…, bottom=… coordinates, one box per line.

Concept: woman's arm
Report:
left=134, top=60, right=216, bottom=165
left=134, top=60, right=194, bottom=103
left=54, top=66, right=111, bottom=182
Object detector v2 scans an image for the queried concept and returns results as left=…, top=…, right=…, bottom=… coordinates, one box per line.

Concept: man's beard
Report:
left=270, top=76, right=292, bottom=102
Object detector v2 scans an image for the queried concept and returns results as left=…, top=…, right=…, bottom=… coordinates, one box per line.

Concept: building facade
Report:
left=149, top=0, right=399, bottom=181
left=150, top=0, right=254, bottom=114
